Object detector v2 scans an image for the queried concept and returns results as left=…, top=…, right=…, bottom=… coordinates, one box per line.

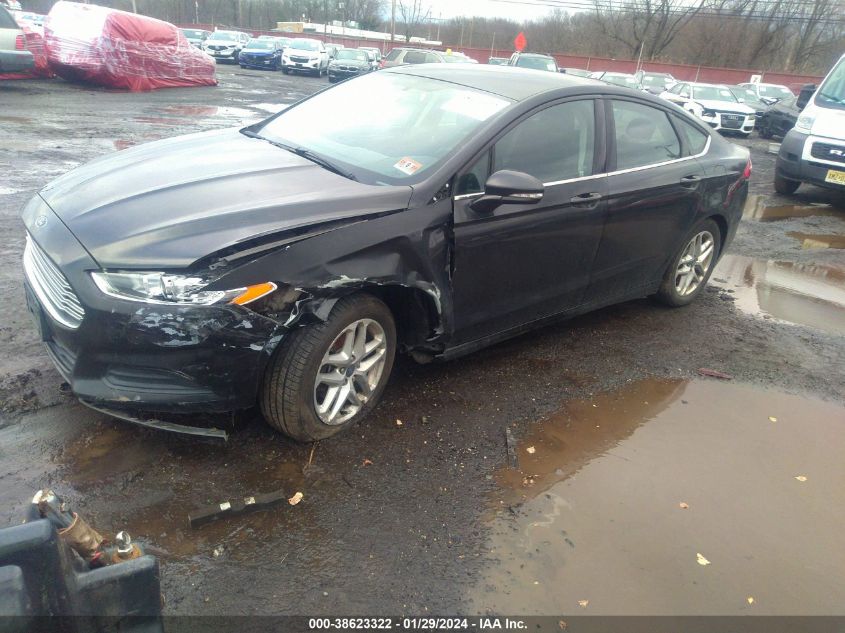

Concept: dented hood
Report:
left=39, top=128, right=413, bottom=269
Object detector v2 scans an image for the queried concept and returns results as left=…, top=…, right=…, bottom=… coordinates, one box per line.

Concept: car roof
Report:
left=516, top=52, right=554, bottom=58
left=386, top=64, right=601, bottom=101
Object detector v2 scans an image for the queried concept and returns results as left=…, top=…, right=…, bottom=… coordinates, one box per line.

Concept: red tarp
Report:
left=43, top=1, right=216, bottom=91
left=0, top=26, right=52, bottom=80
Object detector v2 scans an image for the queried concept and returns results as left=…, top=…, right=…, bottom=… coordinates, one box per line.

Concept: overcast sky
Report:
left=424, top=0, right=554, bottom=21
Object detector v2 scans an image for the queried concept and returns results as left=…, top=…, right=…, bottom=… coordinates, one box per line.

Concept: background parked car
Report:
left=382, top=47, right=454, bottom=67
left=636, top=71, right=675, bottom=94
left=488, top=56, right=508, bottom=65
left=0, top=4, right=33, bottom=74
left=358, top=46, right=382, bottom=68
left=660, top=81, right=756, bottom=136
left=560, top=67, right=591, bottom=77
left=202, top=30, right=250, bottom=63
left=180, top=28, right=210, bottom=48
left=592, top=71, right=640, bottom=90
left=507, top=51, right=558, bottom=72
left=328, top=48, right=372, bottom=82
left=727, top=85, right=769, bottom=118
left=325, top=44, right=343, bottom=60
left=239, top=38, right=284, bottom=71
left=281, top=38, right=328, bottom=76
left=757, top=94, right=801, bottom=139
left=738, top=81, right=794, bottom=105
left=258, top=34, right=292, bottom=49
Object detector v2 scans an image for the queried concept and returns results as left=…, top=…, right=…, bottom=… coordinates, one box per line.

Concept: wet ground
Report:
left=1, top=66, right=844, bottom=616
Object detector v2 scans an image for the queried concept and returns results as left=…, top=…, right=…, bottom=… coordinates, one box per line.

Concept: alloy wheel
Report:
left=313, top=318, right=387, bottom=425
left=674, top=230, right=715, bottom=296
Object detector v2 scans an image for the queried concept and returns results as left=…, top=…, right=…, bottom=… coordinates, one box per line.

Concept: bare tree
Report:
left=397, top=0, right=430, bottom=42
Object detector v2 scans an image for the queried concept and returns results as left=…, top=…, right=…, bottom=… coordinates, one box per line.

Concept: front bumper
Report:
left=240, top=54, right=279, bottom=69
left=21, top=197, right=287, bottom=414
left=0, top=50, right=35, bottom=73
left=777, top=130, right=845, bottom=190
left=328, top=66, right=365, bottom=80
left=283, top=58, right=319, bottom=72
left=698, top=111, right=755, bottom=134
left=205, top=48, right=239, bottom=61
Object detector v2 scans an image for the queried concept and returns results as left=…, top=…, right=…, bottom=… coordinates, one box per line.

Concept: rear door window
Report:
left=611, top=100, right=681, bottom=169
left=672, top=115, right=709, bottom=156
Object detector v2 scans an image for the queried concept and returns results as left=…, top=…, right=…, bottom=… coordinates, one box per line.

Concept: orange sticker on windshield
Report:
left=394, top=157, right=422, bottom=175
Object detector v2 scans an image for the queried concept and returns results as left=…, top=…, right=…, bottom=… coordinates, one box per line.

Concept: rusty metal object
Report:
left=58, top=512, right=104, bottom=563
left=188, top=489, right=288, bottom=528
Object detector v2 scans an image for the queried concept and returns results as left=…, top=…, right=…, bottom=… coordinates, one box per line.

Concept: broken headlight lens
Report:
left=90, top=272, right=276, bottom=306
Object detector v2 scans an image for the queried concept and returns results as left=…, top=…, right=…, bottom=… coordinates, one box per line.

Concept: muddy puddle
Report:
left=0, top=404, right=312, bottom=560
left=743, top=195, right=841, bottom=222
left=468, top=379, right=845, bottom=615
left=787, top=232, right=845, bottom=250
left=711, top=255, right=845, bottom=335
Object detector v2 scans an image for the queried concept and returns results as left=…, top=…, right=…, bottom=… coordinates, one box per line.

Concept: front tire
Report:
left=260, top=294, right=396, bottom=442
left=774, top=173, right=800, bottom=194
left=654, top=219, right=721, bottom=307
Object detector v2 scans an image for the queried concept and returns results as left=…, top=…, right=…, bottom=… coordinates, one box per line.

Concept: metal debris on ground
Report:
left=769, top=416, right=778, bottom=422
left=505, top=427, right=519, bottom=469
left=188, top=489, right=287, bottom=528
left=288, top=492, right=304, bottom=506
left=696, top=552, right=711, bottom=566
left=697, top=368, right=733, bottom=380
left=679, top=502, right=689, bottom=509
left=794, top=475, right=808, bottom=482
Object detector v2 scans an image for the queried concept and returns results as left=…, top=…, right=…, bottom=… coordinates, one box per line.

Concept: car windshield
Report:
left=336, top=49, right=367, bottom=61
left=211, top=32, right=237, bottom=41
left=641, top=75, right=668, bottom=88
left=246, top=40, right=275, bottom=50
left=443, top=55, right=469, bottom=63
left=517, top=56, right=556, bottom=72
left=759, top=84, right=793, bottom=98
left=817, top=58, right=845, bottom=108
left=257, top=72, right=512, bottom=185
left=693, top=85, right=737, bottom=102
left=291, top=39, right=319, bottom=51
left=182, top=29, right=204, bottom=38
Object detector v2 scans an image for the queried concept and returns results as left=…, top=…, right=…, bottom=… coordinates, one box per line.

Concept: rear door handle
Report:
left=680, top=175, right=701, bottom=188
left=570, top=192, right=603, bottom=207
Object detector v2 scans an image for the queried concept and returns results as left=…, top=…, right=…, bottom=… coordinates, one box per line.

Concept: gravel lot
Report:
left=0, top=65, right=843, bottom=616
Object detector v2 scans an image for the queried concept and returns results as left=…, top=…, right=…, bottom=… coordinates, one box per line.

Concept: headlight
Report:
left=795, top=114, right=815, bottom=133
left=701, top=108, right=716, bottom=117
left=90, top=271, right=276, bottom=306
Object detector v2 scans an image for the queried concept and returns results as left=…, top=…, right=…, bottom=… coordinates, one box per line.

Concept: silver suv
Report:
left=0, top=5, right=33, bottom=74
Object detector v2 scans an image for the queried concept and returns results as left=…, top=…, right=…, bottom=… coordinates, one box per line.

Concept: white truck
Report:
left=775, top=54, right=845, bottom=194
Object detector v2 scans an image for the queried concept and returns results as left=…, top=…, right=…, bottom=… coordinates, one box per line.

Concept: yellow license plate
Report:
left=825, top=169, right=845, bottom=185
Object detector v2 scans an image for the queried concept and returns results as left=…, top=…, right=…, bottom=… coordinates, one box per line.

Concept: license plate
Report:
left=824, top=169, right=845, bottom=185
left=24, top=284, right=50, bottom=342
left=295, top=63, right=303, bottom=67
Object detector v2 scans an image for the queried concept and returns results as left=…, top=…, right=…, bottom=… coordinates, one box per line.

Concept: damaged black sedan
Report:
left=21, top=65, right=750, bottom=441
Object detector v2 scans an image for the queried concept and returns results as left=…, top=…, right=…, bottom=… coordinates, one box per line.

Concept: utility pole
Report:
left=490, top=32, right=495, bottom=59
left=459, top=19, right=464, bottom=47
left=468, top=17, right=473, bottom=48
left=131, top=0, right=137, bottom=12
left=390, top=0, right=395, bottom=43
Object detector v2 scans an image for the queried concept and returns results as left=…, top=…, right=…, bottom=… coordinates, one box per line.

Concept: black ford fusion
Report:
left=22, top=65, right=750, bottom=442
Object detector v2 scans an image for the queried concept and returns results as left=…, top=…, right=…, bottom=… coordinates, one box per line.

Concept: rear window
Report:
left=384, top=49, right=401, bottom=61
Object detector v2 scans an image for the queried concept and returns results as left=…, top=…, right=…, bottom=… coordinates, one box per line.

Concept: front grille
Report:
left=207, top=45, right=231, bottom=51
left=23, top=234, right=85, bottom=329
left=290, top=55, right=310, bottom=63
left=810, top=142, right=845, bottom=164
left=720, top=113, right=744, bottom=129
left=337, top=65, right=359, bottom=72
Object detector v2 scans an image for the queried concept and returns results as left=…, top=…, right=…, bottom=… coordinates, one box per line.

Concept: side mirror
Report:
left=470, top=170, right=544, bottom=213
left=737, top=97, right=745, bottom=103
left=797, top=83, right=816, bottom=109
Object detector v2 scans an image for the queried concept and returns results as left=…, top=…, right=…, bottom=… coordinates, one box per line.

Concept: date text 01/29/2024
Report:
left=307, top=618, right=528, bottom=630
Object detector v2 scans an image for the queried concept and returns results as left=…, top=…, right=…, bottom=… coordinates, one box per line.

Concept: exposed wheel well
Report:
left=356, top=285, right=441, bottom=351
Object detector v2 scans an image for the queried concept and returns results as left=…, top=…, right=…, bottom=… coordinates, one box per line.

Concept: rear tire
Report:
left=774, top=174, right=800, bottom=194
left=654, top=219, right=721, bottom=307
left=282, top=67, right=289, bottom=74
left=260, top=294, right=396, bottom=442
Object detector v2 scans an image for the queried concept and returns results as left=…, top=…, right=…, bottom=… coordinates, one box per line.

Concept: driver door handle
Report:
left=680, top=175, right=702, bottom=188
left=570, top=192, right=603, bottom=207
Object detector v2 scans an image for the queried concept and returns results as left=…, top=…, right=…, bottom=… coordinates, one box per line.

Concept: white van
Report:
left=775, top=53, right=845, bottom=194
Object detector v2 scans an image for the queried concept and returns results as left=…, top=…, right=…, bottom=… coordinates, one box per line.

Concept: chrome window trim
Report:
left=453, top=136, right=710, bottom=200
